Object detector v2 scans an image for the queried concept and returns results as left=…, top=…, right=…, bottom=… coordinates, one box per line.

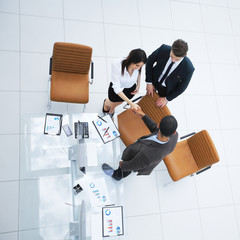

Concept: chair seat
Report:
left=117, top=92, right=171, bottom=147
left=51, top=70, right=89, bottom=103
left=163, top=130, right=220, bottom=182
left=163, top=141, right=199, bottom=181
left=117, top=108, right=151, bottom=147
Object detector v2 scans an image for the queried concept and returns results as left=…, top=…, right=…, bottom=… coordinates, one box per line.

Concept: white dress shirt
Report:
left=144, top=134, right=169, bottom=144
left=111, top=58, right=139, bottom=94
left=147, top=56, right=184, bottom=86
left=158, top=57, right=184, bottom=86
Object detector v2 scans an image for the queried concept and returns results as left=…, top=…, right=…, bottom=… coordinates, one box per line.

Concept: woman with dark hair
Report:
left=103, top=48, right=147, bottom=117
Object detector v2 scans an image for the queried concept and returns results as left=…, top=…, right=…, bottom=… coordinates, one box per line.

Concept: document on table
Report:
left=44, top=113, right=63, bottom=135
left=92, top=115, right=120, bottom=144
left=83, top=177, right=111, bottom=207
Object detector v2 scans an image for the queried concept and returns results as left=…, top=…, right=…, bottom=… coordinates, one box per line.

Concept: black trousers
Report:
left=112, top=167, right=132, bottom=181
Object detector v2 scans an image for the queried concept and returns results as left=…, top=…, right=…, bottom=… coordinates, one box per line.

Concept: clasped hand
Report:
left=130, top=102, right=141, bottom=111
left=131, top=106, right=145, bottom=117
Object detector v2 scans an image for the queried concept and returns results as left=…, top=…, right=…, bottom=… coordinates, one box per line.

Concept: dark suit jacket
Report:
left=120, top=115, right=178, bottom=175
left=145, top=44, right=195, bottom=101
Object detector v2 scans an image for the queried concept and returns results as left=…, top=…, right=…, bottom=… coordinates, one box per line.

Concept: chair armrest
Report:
left=180, top=132, right=196, bottom=140
left=123, top=96, right=143, bottom=109
left=196, top=166, right=211, bottom=175
left=89, top=61, right=94, bottom=84
left=49, top=57, right=52, bottom=75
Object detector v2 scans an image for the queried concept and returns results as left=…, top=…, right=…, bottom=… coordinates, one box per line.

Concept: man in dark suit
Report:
left=146, top=39, right=195, bottom=108
left=102, top=108, right=178, bottom=181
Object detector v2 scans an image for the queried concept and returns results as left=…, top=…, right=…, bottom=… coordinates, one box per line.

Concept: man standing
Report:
left=146, top=39, right=195, bottom=108
left=102, top=108, right=178, bottom=181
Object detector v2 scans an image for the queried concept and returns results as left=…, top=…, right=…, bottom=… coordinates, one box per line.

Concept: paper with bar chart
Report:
left=92, top=115, right=120, bottom=144
left=84, top=177, right=111, bottom=207
left=102, top=206, right=124, bottom=237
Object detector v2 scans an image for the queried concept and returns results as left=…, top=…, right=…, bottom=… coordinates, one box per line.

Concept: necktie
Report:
left=159, top=61, right=174, bottom=86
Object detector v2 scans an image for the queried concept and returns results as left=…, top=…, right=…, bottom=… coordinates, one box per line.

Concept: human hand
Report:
left=156, top=97, right=168, bottom=108
left=132, top=107, right=145, bottom=117
left=119, top=161, right=123, bottom=168
left=130, top=102, right=141, bottom=111
left=131, top=85, right=139, bottom=95
left=146, top=84, right=155, bottom=97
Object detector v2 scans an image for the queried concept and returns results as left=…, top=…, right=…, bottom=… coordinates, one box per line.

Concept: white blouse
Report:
left=111, top=58, right=140, bottom=94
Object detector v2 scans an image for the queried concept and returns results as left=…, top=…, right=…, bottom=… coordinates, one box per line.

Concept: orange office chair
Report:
left=47, top=42, right=93, bottom=109
left=163, top=130, right=220, bottom=182
left=117, top=92, right=171, bottom=146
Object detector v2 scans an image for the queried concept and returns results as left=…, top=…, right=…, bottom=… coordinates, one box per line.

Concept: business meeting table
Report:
left=61, top=113, right=127, bottom=240
left=20, top=112, right=127, bottom=240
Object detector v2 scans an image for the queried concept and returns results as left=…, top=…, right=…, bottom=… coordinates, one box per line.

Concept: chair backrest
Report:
left=52, top=42, right=92, bottom=74
left=163, top=130, right=219, bottom=181
left=138, top=92, right=171, bottom=123
left=187, top=130, right=219, bottom=169
left=117, top=92, right=171, bottom=146
left=50, top=42, right=92, bottom=104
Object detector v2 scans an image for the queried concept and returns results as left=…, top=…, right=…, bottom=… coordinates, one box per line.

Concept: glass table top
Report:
left=19, top=112, right=127, bottom=240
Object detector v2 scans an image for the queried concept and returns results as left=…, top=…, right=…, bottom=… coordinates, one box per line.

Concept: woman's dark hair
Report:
left=121, top=49, right=147, bottom=75
left=159, top=115, right=178, bottom=137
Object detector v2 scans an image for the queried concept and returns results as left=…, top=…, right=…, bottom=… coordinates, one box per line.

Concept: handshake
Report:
left=131, top=106, right=145, bottom=117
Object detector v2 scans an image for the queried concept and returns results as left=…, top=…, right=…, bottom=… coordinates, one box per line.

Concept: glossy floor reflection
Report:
left=1, top=0, right=240, bottom=239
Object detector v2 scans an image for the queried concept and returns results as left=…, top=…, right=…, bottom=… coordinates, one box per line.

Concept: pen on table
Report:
left=97, top=115, right=107, bottom=123
left=103, top=127, right=110, bottom=136
left=65, top=202, right=76, bottom=207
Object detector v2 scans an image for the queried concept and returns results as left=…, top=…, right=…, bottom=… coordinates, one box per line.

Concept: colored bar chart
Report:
left=102, top=206, right=124, bottom=237
left=86, top=178, right=111, bottom=207
left=92, top=189, right=100, bottom=199
left=107, top=220, right=113, bottom=233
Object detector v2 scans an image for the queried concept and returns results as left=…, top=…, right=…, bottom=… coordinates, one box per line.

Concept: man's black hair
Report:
left=159, top=115, right=178, bottom=137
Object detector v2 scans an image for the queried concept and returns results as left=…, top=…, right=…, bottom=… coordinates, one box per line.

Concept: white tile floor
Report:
left=1, top=0, right=240, bottom=239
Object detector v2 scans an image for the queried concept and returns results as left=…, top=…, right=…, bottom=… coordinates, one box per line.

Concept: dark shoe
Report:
left=111, top=167, right=123, bottom=181
left=112, top=173, right=122, bottom=181
left=102, top=163, right=114, bottom=177
left=102, top=99, right=110, bottom=113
